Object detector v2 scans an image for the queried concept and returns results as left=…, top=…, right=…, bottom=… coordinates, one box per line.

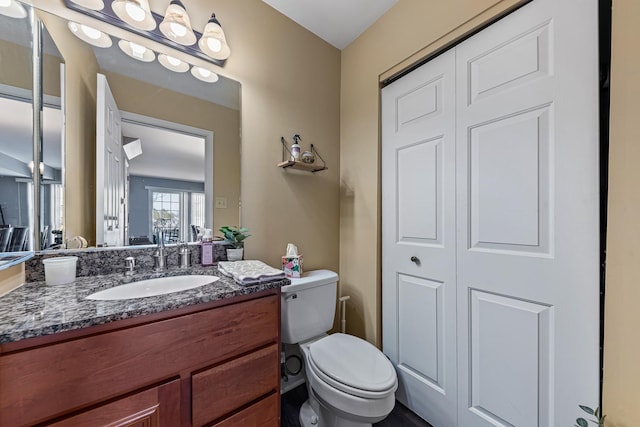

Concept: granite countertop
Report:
left=0, top=265, right=288, bottom=345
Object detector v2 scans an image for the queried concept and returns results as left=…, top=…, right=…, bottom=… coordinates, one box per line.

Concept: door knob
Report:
left=410, top=256, right=420, bottom=265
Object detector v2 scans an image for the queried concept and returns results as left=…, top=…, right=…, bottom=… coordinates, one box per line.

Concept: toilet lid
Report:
left=309, top=333, right=396, bottom=393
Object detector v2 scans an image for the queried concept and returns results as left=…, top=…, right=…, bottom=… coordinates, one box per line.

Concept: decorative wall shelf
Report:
left=278, top=136, right=327, bottom=173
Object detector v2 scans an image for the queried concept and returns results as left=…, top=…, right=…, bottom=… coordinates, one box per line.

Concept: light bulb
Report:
left=206, top=37, right=222, bottom=53
left=198, top=68, right=211, bottom=78
left=169, top=21, right=187, bottom=37
left=125, top=2, right=145, bottom=22
left=80, top=24, right=101, bottom=40
left=130, top=42, right=146, bottom=59
left=166, top=55, right=181, bottom=66
left=0, top=0, right=12, bottom=7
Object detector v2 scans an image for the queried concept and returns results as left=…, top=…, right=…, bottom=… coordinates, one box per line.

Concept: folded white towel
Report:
left=218, top=260, right=286, bottom=285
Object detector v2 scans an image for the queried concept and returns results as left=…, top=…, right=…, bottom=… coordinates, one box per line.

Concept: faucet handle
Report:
left=124, top=256, right=135, bottom=276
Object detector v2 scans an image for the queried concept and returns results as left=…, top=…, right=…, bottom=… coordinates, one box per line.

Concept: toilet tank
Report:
left=281, top=270, right=338, bottom=344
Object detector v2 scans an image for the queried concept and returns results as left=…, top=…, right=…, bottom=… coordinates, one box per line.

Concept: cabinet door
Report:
left=49, top=380, right=180, bottom=427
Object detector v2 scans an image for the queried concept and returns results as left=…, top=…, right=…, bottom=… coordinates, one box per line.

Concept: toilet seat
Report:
left=308, top=334, right=397, bottom=399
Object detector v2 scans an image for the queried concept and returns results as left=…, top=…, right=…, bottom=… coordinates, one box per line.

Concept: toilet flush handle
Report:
left=285, top=293, right=298, bottom=302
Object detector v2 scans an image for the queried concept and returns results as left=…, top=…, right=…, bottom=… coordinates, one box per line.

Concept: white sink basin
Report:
left=86, top=275, right=220, bottom=300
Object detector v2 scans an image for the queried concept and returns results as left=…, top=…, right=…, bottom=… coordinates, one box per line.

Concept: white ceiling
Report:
left=262, top=0, right=398, bottom=50
left=122, top=121, right=205, bottom=183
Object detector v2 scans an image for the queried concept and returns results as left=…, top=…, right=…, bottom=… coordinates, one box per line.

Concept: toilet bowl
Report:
left=299, top=334, right=397, bottom=427
left=281, top=270, right=398, bottom=427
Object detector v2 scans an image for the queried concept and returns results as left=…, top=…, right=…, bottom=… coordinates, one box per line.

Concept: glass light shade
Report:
left=159, top=0, right=196, bottom=46
left=112, top=0, right=156, bottom=31
left=68, top=0, right=105, bottom=10
left=158, top=54, right=189, bottom=72
left=0, top=0, right=27, bottom=19
left=190, top=66, right=219, bottom=83
left=118, top=39, right=156, bottom=62
left=198, top=13, right=230, bottom=60
left=68, top=21, right=112, bottom=48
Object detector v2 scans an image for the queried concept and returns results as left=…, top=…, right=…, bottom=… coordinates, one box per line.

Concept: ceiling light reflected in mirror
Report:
left=0, top=0, right=27, bottom=19
left=159, top=0, right=196, bottom=46
left=118, top=39, right=155, bottom=61
left=111, top=0, right=155, bottom=30
left=191, top=66, right=218, bottom=83
left=68, top=21, right=112, bottom=48
left=158, top=53, right=189, bottom=72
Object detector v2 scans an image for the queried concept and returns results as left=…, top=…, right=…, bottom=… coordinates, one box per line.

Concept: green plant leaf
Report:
left=580, top=406, right=595, bottom=415
left=576, top=418, right=588, bottom=427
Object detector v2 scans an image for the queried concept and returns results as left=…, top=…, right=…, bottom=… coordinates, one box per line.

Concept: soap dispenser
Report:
left=201, top=229, right=214, bottom=266
left=291, top=134, right=301, bottom=161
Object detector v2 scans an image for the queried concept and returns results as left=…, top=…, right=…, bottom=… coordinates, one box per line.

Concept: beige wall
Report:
left=0, top=39, right=31, bottom=91
left=40, top=11, right=99, bottom=244
left=339, top=0, right=525, bottom=344
left=602, top=0, right=640, bottom=425
left=186, top=1, right=342, bottom=272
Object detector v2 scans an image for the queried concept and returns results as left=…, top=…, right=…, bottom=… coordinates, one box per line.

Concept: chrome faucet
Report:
left=124, top=256, right=136, bottom=276
left=153, top=230, right=168, bottom=271
left=178, top=241, right=191, bottom=268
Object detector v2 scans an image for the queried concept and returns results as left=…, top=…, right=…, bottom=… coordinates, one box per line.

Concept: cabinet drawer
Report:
left=213, top=393, right=279, bottom=427
left=192, top=344, right=279, bottom=426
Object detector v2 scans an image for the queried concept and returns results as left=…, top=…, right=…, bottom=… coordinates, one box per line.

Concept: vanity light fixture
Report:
left=198, top=13, right=231, bottom=60
left=159, top=0, right=196, bottom=46
left=68, top=21, right=112, bottom=48
left=111, top=0, right=155, bottom=31
left=68, top=0, right=105, bottom=11
left=118, top=39, right=155, bottom=62
left=158, top=53, right=189, bottom=72
left=191, top=66, right=219, bottom=83
left=64, top=0, right=230, bottom=67
left=0, top=0, right=27, bottom=19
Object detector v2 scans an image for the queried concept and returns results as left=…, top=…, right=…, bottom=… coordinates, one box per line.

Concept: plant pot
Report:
left=226, top=248, right=244, bottom=261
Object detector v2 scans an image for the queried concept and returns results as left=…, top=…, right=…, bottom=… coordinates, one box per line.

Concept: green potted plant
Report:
left=575, top=405, right=605, bottom=427
left=219, top=226, right=250, bottom=261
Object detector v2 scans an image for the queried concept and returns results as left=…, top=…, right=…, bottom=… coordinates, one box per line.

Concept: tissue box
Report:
left=282, top=255, right=303, bottom=278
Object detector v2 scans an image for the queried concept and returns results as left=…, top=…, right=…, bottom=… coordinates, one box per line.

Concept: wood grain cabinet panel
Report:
left=48, top=380, right=180, bottom=427
left=213, top=393, right=279, bottom=427
left=0, top=292, right=280, bottom=426
left=192, top=344, right=280, bottom=426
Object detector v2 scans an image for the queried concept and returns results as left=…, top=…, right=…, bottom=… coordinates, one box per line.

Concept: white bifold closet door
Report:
left=382, top=0, right=600, bottom=426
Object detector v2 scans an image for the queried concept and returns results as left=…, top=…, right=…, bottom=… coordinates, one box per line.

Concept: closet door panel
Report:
left=382, top=49, right=458, bottom=427
left=455, top=0, right=599, bottom=426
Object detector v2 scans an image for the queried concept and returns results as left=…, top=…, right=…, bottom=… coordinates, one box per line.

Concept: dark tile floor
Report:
left=281, top=384, right=433, bottom=427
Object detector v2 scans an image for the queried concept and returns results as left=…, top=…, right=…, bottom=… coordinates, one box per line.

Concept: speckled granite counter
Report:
left=0, top=265, right=288, bottom=344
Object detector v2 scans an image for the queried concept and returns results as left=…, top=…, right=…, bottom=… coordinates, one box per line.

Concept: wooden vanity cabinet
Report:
left=0, top=291, right=281, bottom=427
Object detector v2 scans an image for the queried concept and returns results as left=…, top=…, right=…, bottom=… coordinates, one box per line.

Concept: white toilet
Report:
left=281, top=270, right=398, bottom=427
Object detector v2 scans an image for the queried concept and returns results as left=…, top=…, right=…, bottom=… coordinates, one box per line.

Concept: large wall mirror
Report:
left=0, top=0, right=241, bottom=255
